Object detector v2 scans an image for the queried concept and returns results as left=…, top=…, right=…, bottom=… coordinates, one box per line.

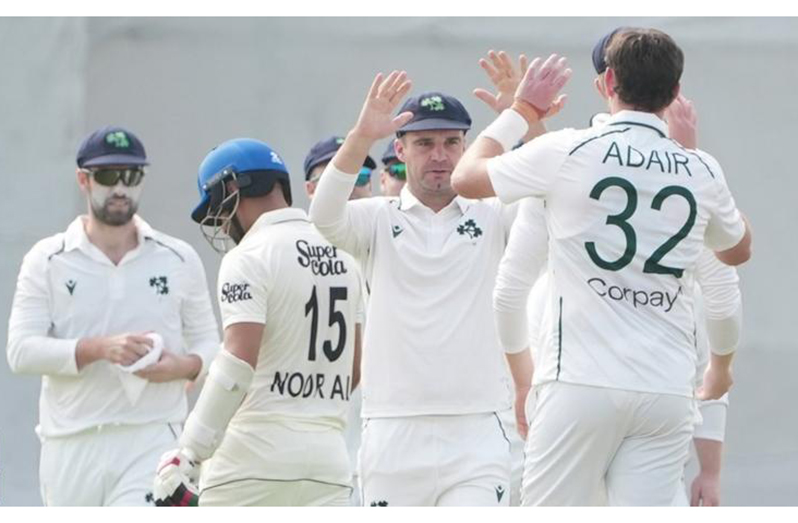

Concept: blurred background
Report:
left=0, top=17, right=795, bottom=505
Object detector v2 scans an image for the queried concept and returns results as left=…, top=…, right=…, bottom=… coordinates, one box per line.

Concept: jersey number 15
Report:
left=304, top=286, right=347, bottom=362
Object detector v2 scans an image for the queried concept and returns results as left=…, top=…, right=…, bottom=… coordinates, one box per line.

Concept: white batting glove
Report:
left=153, top=448, right=201, bottom=507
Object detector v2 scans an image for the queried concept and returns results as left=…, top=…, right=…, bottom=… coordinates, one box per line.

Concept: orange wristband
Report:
left=512, top=100, right=547, bottom=125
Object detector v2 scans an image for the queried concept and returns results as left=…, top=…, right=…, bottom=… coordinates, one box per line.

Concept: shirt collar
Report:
left=605, top=110, right=669, bottom=138
left=398, top=185, right=470, bottom=214
left=64, top=214, right=153, bottom=254
left=246, top=207, right=309, bottom=236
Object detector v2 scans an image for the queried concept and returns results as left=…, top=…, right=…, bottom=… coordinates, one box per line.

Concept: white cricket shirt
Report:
left=309, top=167, right=516, bottom=417
left=488, top=110, right=746, bottom=397
left=217, top=208, right=362, bottom=431
left=6, top=215, right=220, bottom=437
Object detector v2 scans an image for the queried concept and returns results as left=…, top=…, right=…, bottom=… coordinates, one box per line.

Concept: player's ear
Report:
left=76, top=168, right=90, bottom=194
left=224, top=180, right=239, bottom=195
left=603, top=68, right=617, bottom=98
left=305, top=181, right=316, bottom=198
left=593, top=76, right=606, bottom=99
left=671, top=82, right=681, bottom=103
left=395, top=137, right=407, bottom=163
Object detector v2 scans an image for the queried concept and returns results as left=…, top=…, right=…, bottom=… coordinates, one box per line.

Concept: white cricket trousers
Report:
left=198, top=421, right=352, bottom=506
left=358, top=413, right=512, bottom=506
left=39, top=422, right=179, bottom=506
left=521, top=381, right=694, bottom=506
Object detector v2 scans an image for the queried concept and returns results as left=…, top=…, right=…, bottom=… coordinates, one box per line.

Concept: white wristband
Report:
left=479, top=109, right=530, bottom=152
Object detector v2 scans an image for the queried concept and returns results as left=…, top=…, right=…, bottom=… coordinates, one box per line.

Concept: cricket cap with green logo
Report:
left=76, top=125, right=148, bottom=168
left=303, top=135, right=376, bottom=181
left=396, top=91, right=472, bottom=135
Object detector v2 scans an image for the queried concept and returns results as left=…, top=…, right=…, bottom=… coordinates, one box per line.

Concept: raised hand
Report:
left=513, top=54, right=572, bottom=122
left=352, top=70, right=414, bottom=142
left=474, top=50, right=529, bottom=113
left=665, top=94, right=698, bottom=149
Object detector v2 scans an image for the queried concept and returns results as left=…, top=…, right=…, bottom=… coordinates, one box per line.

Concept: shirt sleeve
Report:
left=6, top=241, right=80, bottom=376
left=694, top=395, right=729, bottom=442
left=526, top=273, right=550, bottom=361
left=694, top=248, right=741, bottom=319
left=308, top=163, right=382, bottom=261
left=487, top=129, right=574, bottom=204
left=493, top=198, right=548, bottom=353
left=217, top=249, right=268, bottom=329
left=180, top=246, right=222, bottom=378
left=700, top=153, right=746, bottom=252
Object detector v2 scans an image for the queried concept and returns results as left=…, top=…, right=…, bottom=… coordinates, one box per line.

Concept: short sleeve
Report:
left=700, top=154, right=746, bottom=252
left=217, top=250, right=268, bottom=329
left=487, top=129, right=574, bottom=204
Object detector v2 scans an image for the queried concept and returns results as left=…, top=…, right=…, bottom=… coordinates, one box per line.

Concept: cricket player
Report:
left=152, top=138, right=363, bottom=506
left=451, top=28, right=752, bottom=505
left=303, top=135, right=377, bottom=505
left=305, top=136, right=376, bottom=200
left=6, top=125, right=220, bottom=506
left=309, top=70, right=531, bottom=506
left=513, top=249, right=739, bottom=507
left=378, top=138, right=406, bottom=197
left=663, top=96, right=740, bottom=506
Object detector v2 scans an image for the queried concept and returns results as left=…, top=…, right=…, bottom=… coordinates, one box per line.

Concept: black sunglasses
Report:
left=86, top=167, right=145, bottom=187
left=388, top=163, right=406, bottom=180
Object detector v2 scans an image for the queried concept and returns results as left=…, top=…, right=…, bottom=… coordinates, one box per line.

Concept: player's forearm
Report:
left=451, top=137, right=501, bottom=198
left=523, top=120, right=547, bottom=143
left=179, top=354, right=203, bottom=381
left=694, top=438, right=723, bottom=477
left=7, top=333, right=81, bottom=375
left=332, top=129, right=376, bottom=176
left=706, top=304, right=742, bottom=356
left=308, top=163, right=358, bottom=240
left=707, top=352, right=734, bottom=376
left=452, top=108, right=530, bottom=198
left=505, top=350, right=534, bottom=392
left=75, top=336, right=107, bottom=370
left=351, top=324, right=362, bottom=391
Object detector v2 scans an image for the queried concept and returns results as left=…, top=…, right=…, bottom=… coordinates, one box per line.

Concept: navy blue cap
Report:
left=396, top=92, right=471, bottom=134
left=592, top=27, right=628, bottom=74
left=381, top=139, right=399, bottom=165
left=76, top=126, right=148, bottom=168
left=303, top=136, right=377, bottom=180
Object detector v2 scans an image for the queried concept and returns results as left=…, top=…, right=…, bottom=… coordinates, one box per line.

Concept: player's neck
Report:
left=609, top=99, right=666, bottom=120
left=82, top=214, right=139, bottom=265
left=408, top=185, right=457, bottom=214
left=237, top=190, right=290, bottom=232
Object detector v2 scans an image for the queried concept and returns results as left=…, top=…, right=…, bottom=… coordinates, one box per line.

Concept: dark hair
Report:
left=605, top=28, right=684, bottom=113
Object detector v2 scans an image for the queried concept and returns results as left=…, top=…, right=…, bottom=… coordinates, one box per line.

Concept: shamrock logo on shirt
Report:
left=457, top=219, right=482, bottom=240
left=149, top=276, right=169, bottom=296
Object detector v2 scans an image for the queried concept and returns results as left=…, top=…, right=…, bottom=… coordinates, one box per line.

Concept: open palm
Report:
left=354, top=70, right=414, bottom=141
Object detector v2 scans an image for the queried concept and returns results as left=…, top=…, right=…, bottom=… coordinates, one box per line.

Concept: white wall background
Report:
left=0, top=17, right=796, bottom=505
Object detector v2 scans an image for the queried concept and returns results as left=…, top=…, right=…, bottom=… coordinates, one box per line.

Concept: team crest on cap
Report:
left=421, top=96, right=445, bottom=111
left=335, top=137, right=345, bottom=145
left=270, top=151, right=284, bottom=165
left=105, top=131, right=130, bottom=149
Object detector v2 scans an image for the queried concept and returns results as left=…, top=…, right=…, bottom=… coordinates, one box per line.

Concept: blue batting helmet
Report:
left=191, top=138, right=292, bottom=223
